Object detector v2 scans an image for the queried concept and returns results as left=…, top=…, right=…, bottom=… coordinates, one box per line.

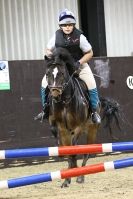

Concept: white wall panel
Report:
left=104, top=0, right=133, bottom=57
left=0, top=0, right=79, bottom=60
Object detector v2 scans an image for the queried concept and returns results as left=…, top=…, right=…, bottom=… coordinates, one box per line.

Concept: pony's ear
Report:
left=44, top=55, right=53, bottom=60
left=44, top=55, right=50, bottom=60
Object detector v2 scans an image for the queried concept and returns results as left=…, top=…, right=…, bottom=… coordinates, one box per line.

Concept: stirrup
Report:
left=34, top=111, right=45, bottom=122
left=91, top=112, right=101, bottom=124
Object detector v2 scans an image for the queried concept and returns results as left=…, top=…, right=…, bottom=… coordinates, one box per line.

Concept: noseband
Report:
left=48, top=73, right=75, bottom=104
left=48, top=83, right=69, bottom=103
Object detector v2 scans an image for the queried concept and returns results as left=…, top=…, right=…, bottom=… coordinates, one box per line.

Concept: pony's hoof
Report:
left=61, top=183, right=69, bottom=188
left=61, top=179, right=71, bottom=188
left=76, top=176, right=84, bottom=183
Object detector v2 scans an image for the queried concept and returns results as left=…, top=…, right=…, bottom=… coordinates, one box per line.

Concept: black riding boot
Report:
left=34, top=103, right=49, bottom=122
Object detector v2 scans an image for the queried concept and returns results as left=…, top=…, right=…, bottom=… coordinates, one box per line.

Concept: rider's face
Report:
left=60, top=24, right=74, bottom=34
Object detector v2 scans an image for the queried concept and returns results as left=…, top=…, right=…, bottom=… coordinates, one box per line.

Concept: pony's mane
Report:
left=45, top=47, right=75, bottom=75
left=52, top=47, right=75, bottom=74
left=52, top=47, right=73, bottom=63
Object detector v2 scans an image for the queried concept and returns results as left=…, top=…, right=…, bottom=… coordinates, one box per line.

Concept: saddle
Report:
left=73, top=77, right=89, bottom=107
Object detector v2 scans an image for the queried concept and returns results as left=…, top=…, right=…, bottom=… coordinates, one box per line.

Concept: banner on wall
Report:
left=0, top=61, right=10, bottom=90
left=126, top=76, right=133, bottom=89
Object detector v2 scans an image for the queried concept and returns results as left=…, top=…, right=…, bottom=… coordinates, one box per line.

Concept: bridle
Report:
left=47, top=64, right=76, bottom=104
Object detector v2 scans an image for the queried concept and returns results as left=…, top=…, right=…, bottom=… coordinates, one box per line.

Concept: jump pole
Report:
left=0, top=142, right=133, bottom=160
left=0, top=157, right=133, bottom=189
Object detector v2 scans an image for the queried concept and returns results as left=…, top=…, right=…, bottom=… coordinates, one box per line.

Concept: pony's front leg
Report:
left=61, top=155, right=77, bottom=188
left=58, top=126, right=77, bottom=188
left=76, top=154, right=89, bottom=184
left=76, top=124, right=99, bottom=184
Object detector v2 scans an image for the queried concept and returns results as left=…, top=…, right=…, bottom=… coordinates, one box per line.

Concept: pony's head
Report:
left=45, top=48, right=74, bottom=100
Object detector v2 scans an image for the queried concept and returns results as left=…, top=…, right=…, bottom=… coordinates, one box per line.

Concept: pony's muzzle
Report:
left=50, top=87, right=63, bottom=97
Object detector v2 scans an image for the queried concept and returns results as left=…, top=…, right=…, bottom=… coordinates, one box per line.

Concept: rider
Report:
left=35, top=8, right=101, bottom=124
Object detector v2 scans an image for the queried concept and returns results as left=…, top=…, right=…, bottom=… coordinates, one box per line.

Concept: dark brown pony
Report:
left=45, top=47, right=100, bottom=187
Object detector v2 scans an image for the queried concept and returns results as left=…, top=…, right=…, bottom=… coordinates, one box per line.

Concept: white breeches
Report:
left=79, top=63, right=96, bottom=90
left=42, top=75, right=47, bottom=88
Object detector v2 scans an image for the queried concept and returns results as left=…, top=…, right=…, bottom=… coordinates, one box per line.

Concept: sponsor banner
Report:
left=0, top=61, right=10, bottom=90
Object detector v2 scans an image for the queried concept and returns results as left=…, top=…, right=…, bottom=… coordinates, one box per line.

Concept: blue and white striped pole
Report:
left=0, top=157, right=133, bottom=189
left=0, top=142, right=133, bottom=159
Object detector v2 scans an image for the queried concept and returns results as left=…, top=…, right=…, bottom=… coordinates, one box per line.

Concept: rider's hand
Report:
left=74, top=61, right=80, bottom=70
left=73, top=61, right=81, bottom=76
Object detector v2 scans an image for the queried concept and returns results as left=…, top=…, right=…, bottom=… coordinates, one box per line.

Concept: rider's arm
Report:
left=46, top=49, right=53, bottom=57
left=79, top=34, right=93, bottom=64
left=79, top=49, right=93, bottom=65
left=45, top=34, right=56, bottom=57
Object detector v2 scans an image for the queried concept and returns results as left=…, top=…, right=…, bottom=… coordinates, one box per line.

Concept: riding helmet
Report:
left=58, top=9, right=76, bottom=25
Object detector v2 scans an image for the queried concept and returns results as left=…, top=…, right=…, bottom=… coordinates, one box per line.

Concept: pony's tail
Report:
left=100, top=97, right=123, bottom=140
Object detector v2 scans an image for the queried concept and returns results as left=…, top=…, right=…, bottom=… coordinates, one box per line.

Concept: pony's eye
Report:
left=58, top=72, right=63, bottom=76
left=56, top=72, right=62, bottom=79
left=46, top=70, right=51, bottom=77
